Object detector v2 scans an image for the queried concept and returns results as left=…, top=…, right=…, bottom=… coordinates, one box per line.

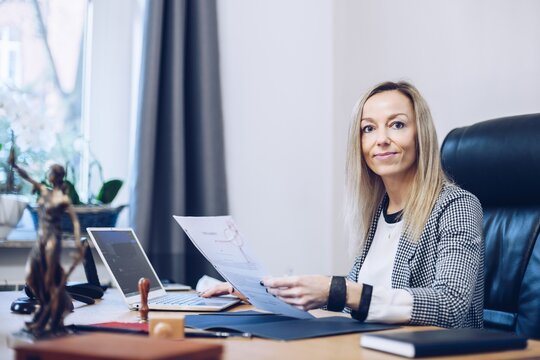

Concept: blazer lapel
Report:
left=357, top=196, right=386, bottom=273
left=392, top=227, right=419, bottom=288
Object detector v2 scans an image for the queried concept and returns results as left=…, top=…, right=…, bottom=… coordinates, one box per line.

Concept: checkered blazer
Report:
left=347, top=183, right=484, bottom=328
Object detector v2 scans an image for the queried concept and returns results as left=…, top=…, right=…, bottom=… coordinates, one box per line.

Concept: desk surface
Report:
left=1, top=289, right=539, bottom=360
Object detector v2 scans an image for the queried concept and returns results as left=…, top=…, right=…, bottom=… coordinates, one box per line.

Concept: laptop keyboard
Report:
left=150, top=293, right=199, bottom=305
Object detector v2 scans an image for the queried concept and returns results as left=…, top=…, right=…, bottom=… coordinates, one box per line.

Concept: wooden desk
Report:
left=1, top=289, right=539, bottom=360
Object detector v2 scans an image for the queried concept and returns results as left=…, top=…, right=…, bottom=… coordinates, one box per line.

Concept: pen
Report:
left=185, top=330, right=252, bottom=339
left=67, top=324, right=147, bottom=335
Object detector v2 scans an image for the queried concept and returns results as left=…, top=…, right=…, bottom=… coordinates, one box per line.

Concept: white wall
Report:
left=219, top=0, right=540, bottom=275
left=334, top=0, right=540, bottom=142
left=218, top=0, right=335, bottom=276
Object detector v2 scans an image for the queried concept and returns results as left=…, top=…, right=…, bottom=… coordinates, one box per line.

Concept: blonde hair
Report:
left=345, top=81, right=447, bottom=254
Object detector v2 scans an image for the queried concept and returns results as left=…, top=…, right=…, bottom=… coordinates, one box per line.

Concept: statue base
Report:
left=7, top=327, right=74, bottom=349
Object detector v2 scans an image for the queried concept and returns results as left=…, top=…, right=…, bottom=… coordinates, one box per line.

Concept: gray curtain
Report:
left=130, top=0, right=227, bottom=287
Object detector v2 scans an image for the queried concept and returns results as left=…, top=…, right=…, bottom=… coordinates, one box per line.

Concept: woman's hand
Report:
left=262, top=275, right=331, bottom=311
left=199, top=282, right=250, bottom=303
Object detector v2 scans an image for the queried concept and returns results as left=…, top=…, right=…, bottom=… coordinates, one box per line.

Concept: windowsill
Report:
left=0, top=239, right=36, bottom=248
left=0, top=209, right=86, bottom=249
left=0, top=238, right=87, bottom=249
left=0, top=209, right=36, bottom=247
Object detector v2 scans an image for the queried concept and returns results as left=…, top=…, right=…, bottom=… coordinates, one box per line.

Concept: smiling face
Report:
left=360, top=90, right=418, bottom=183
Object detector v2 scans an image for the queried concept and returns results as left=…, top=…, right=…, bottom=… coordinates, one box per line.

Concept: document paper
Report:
left=173, top=216, right=313, bottom=319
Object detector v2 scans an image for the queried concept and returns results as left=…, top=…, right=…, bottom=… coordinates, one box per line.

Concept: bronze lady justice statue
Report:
left=10, top=156, right=86, bottom=338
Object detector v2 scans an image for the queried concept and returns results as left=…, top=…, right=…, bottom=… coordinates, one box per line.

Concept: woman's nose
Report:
left=375, top=128, right=390, bottom=146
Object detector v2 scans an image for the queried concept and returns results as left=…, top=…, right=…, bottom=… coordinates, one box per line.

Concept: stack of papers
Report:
left=174, top=216, right=398, bottom=340
left=174, top=216, right=312, bottom=319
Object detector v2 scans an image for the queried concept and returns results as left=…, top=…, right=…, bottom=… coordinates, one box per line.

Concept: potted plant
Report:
left=26, top=164, right=126, bottom=234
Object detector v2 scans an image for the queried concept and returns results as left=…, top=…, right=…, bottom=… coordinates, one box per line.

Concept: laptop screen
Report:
left=89, top=229, right=162, bottom=297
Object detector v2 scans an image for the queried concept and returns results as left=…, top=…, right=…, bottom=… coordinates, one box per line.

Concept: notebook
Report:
left=87, top=228, right=240, bottom=311
left=360, top=328, right=528, bottom=358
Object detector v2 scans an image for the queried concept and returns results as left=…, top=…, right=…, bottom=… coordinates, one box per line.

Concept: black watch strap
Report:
left=327, top=276, right=346, bottom=312
left=351, top=283, right=373, bottom=322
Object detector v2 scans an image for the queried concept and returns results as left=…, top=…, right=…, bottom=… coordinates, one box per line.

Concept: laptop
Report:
left=87, top=227, right=240, bottom=311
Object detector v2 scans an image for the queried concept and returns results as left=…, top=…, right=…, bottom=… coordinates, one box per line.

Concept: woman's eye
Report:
left=391, top=121, right=405, bottom=130
left=362, top=125, right=374, bottom=133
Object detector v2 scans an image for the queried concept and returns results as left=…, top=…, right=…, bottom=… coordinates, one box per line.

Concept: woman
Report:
left=203, top=81, right=484, bottom=328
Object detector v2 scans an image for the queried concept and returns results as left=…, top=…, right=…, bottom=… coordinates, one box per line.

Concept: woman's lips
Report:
left=374, top=152, right=398, bottom=160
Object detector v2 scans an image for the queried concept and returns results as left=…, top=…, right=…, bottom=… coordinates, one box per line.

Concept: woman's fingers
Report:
left=262, top=276, right=299, bottom=289
left=199, top=282, right=232, bottom=298
left=266, top=286, right=300, bottom=298
left=200, top=282, right=250, bottom=303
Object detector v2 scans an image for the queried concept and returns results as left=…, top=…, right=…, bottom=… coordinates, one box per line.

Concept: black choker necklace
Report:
left=383, top=198, right=403, bottom=224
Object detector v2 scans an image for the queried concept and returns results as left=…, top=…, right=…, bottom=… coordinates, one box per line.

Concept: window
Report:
left=0, top=27, right=22, bottom=85
left=0, top=0, right=87, bottom=194
left=0, top=0, right=144, bottom=241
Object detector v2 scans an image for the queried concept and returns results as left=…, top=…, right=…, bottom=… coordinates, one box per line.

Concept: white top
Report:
left=357, top=212, right=413, bottom=323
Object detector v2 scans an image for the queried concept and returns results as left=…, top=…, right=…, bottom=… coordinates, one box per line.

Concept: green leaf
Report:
left=64, top=180, right=82, bottom=205
left=96, top=179, right=123, bottom=204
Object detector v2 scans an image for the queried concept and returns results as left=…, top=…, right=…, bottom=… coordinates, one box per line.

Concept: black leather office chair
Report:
left=441, top=113, right=540, bottom=340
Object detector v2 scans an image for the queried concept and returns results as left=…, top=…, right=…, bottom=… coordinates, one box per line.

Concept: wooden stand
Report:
left=14, top=333, right=222, bottom=360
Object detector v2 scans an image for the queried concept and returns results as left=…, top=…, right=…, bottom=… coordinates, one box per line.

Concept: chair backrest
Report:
left=441, top=113, right=540, bottom=339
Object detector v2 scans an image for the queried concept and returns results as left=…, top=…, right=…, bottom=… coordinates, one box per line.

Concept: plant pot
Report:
left=0, top=194, right=28, bottom=240
left=27, top=204, right=127, bottom=234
